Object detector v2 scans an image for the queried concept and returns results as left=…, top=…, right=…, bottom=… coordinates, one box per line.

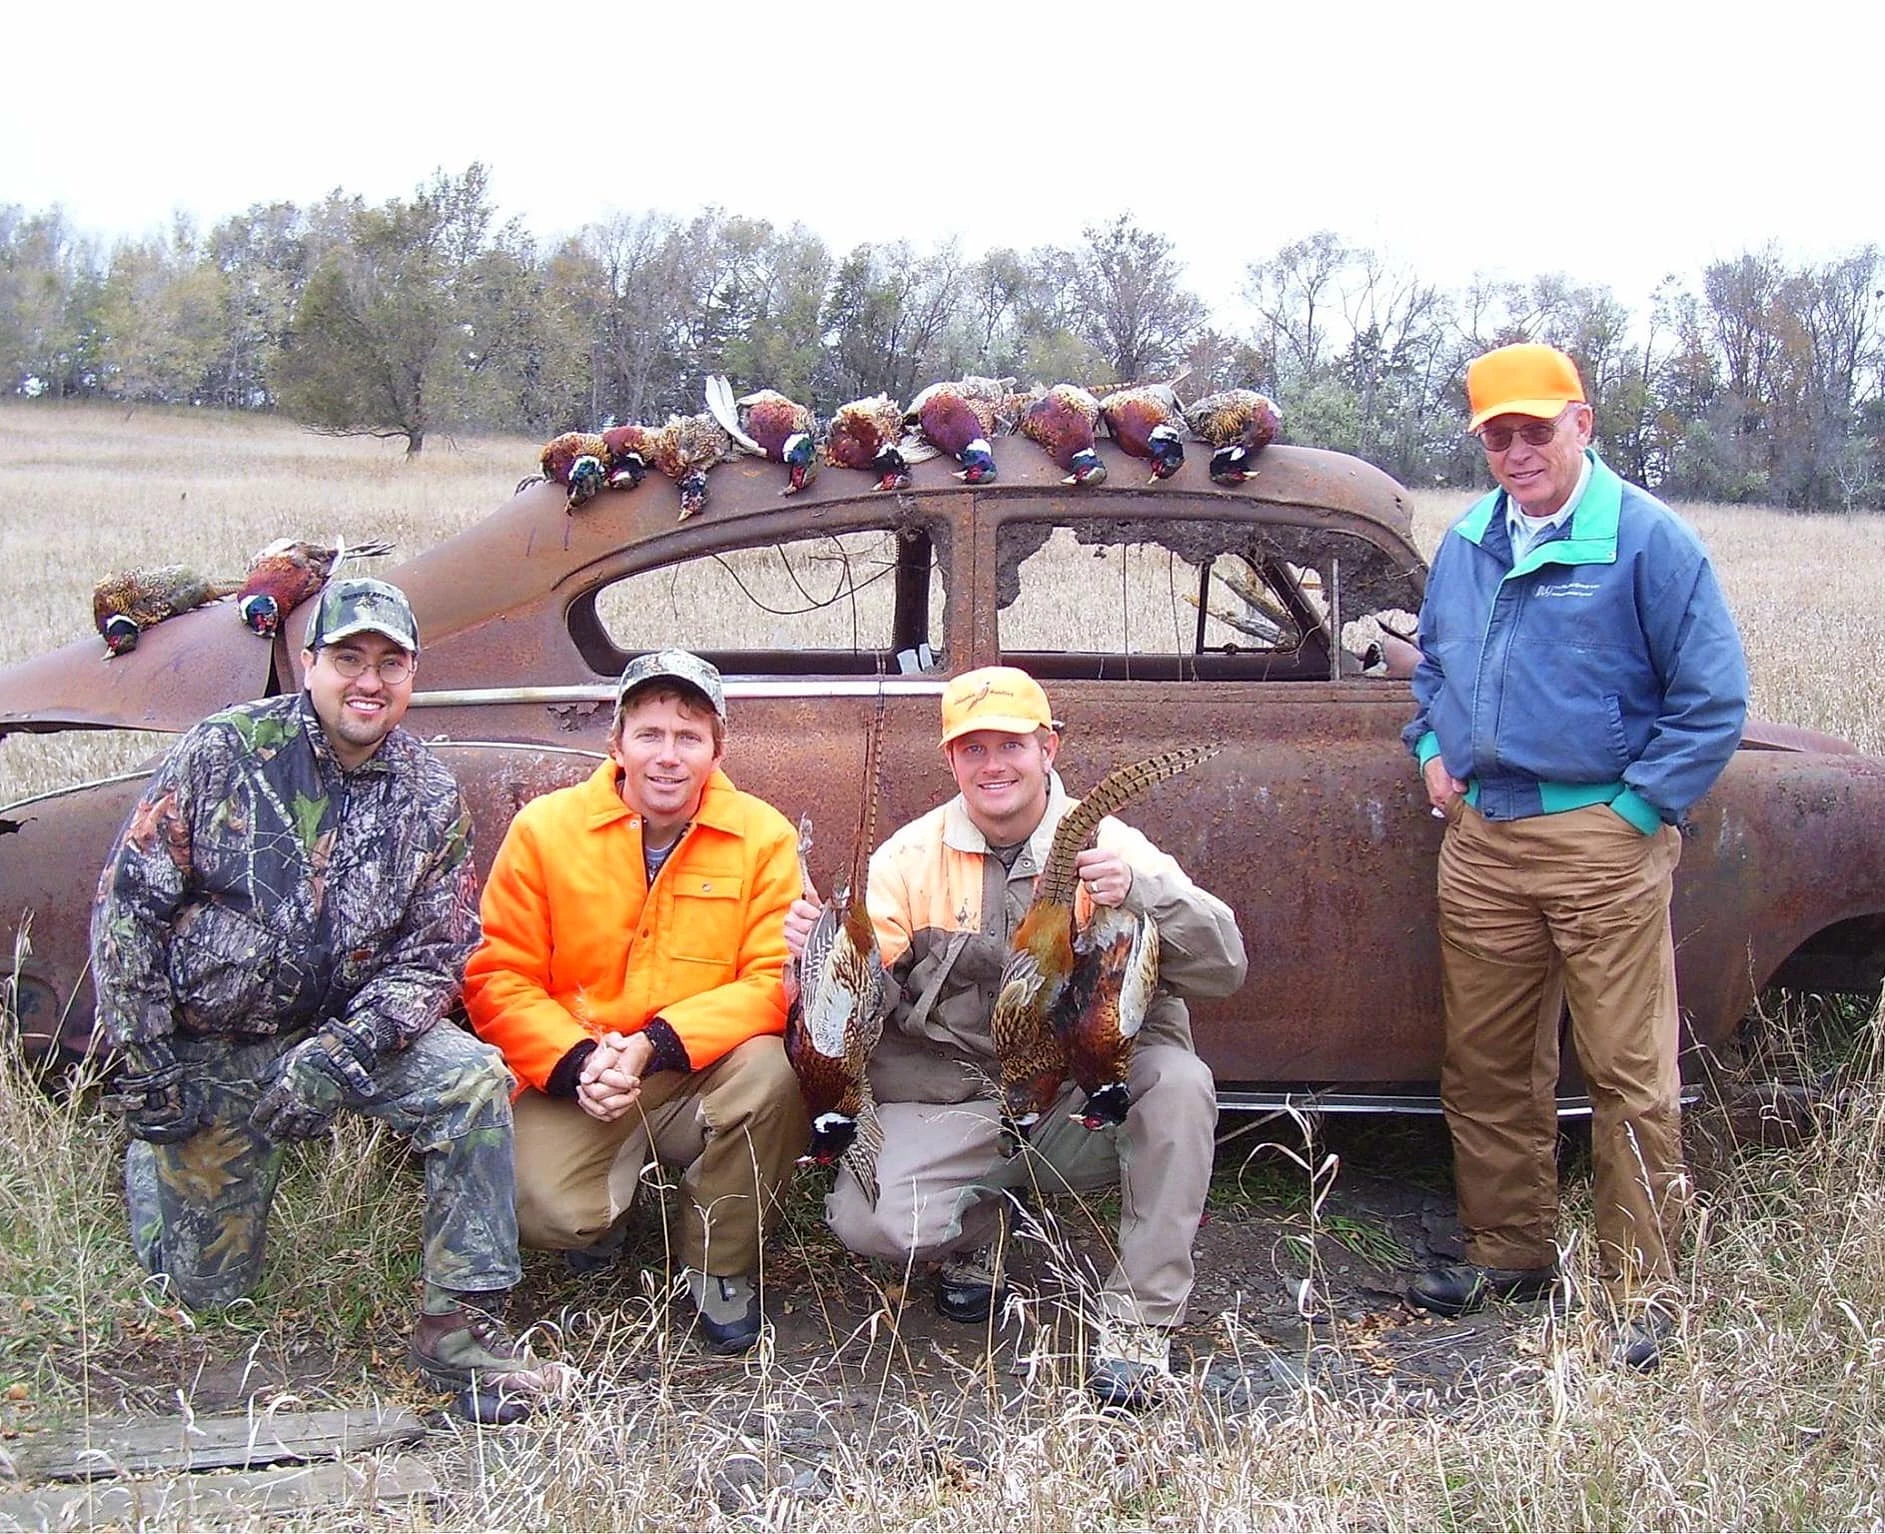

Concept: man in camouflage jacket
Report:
left=91, top=578, right=570, bottom=1411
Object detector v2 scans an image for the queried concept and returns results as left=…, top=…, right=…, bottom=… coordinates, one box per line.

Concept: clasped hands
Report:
left=577, top=1030, right=655, bottom=1122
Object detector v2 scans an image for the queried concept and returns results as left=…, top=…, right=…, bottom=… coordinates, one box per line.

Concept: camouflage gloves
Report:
left=249, top=1016, right=380, bottom=1142
left=104, top=1040, right=208, bottom=1144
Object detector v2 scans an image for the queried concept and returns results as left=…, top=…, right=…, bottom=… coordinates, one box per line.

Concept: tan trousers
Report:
left=825, top=1043, right=1217, bottom=1328
left=1437, top=802, right=1687, bottom=1298
left=510, top=1036, right=809, bottom=1277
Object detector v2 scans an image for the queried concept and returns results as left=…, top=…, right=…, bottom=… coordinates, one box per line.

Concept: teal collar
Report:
left=1457, top=451, right=1623, bottom=574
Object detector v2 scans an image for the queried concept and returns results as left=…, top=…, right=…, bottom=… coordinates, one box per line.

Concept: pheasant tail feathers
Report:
left=843, top=1092, right=883, bottom=1205
left=1036, top=745, right=1220, bottom=904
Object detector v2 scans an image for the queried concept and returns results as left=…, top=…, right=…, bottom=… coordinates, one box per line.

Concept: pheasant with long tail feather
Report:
left=989, top=745, right=1219, bottom=1145
left=784, top=698, right=893, bottom=1199
left=705, top=376, right=820, bottom=495
left=236, top=536, right=396, bottom=638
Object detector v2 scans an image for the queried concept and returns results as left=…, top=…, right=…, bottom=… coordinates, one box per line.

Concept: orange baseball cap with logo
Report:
left=939, top=666, right=1059, bottom=746
left=1465, top=343, right=1586, bottom=432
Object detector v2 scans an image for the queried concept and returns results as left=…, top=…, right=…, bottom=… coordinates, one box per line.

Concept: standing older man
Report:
left=787, top=666, right=1246, bottom=1409
left=464, top=650, right=809, bottom=1355
left=93, top=578, right=570, bottom=1410
left=1402, top=344, right=1748, bottom=1368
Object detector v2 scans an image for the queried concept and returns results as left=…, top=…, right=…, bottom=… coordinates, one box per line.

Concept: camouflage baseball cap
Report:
left=305, top=577, right=421, bottom=653
left=614, top=648, right=727, bottom=720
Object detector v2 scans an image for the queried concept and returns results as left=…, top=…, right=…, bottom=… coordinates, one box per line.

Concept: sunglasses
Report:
left=1477, top=405, right=1579, bottom=453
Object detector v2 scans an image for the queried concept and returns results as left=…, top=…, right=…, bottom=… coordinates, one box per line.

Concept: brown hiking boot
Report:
left=409, top=1301, right=579, bottom=1403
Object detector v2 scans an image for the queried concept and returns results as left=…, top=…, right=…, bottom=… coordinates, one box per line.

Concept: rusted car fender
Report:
left=0, top=743, right=607, bottom=1060
left=0, top=602, right=275, bottom=735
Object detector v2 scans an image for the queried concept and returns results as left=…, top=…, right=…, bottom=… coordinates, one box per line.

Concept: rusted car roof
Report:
left=0, top=444, right=1418, bottom=734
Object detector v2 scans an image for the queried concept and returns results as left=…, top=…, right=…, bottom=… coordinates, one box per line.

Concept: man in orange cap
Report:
left=1402, top=343, right=1748, bottom=1370
left=785, top=665, right=1246, bottom=1409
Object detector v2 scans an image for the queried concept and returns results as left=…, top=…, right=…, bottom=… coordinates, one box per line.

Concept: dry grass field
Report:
left=2, top=400, right=1884, bottom=1528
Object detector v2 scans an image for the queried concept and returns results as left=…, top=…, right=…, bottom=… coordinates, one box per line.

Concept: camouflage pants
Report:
left=124, top=1024, right=520, bottom=1310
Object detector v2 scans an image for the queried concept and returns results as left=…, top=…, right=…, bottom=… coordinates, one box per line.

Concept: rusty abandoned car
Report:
left=4, top=440, right=1884, bottom=1109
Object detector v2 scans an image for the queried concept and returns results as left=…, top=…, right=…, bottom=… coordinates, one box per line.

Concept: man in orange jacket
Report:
left=464, top=650, right=809, bottom=1354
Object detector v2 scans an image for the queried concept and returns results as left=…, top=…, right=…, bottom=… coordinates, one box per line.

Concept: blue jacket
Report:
left=1404, top=453, right=1748, bottom=829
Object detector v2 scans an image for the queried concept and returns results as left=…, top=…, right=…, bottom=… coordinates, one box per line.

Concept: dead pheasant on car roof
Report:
left=618, top=409, right=736, bottom=521
left=236, top=537, right=396, bottom=638
left=1099, top=381, right=1188, bottom=482
left=1184, top=388, right=1283, bottom=484
left=1017, top=384, right=1108, bottom=486
left=93, top=566, right=241, bottom=657
left=533, top=431, right=613, bottom=512
left=905, top=377, right=1009, bottom=484
left=705, top=376, right=820, bottom=495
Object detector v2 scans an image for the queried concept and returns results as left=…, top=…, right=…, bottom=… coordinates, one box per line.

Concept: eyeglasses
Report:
left=325, top=650, right=414, bottom=684
left=1477, top=406, right=1578, bottom=453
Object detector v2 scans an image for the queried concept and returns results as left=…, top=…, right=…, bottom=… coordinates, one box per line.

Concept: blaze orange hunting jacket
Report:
left=463, top=760, right=799, bottom=1094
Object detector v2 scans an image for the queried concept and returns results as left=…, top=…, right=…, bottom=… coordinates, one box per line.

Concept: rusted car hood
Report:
left=0, top=602, right=275, bottom=735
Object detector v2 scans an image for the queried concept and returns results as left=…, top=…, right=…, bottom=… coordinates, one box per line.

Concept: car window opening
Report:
left=582, top=525, right=949, bottom=680
left=994, top=519, right=1415, bottom=684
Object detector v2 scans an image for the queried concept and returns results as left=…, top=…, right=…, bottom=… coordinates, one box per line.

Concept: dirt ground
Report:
left=61, top=1114, right=1556, bottom=1434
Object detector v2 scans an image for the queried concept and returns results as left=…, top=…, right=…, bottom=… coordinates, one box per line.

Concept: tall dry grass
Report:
left=0, top=400, right=536, bottom=802
left=4, top=1033, right=1882, bottom=1529
left=3, top=404, right=1885, bottom=1528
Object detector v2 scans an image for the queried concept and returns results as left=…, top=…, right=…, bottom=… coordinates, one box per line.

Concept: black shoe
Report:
left=1614, top=1307, right=1677, bottom=1373
left=935, top=1248, right=1005, bottom=1324
left=1087, top=1324, right=1171, bottom=1412
left=684, top=1269, right=762, bottom=1355
left=563, top=1226, right=626, bottom=1277
left=1406, top=1262, right=1558, bottom=1317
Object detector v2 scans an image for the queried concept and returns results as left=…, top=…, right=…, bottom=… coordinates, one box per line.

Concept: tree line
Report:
left=3, top=164, right=1880, bottom=509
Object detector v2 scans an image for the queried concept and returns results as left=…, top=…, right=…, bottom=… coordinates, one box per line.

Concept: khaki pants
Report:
left=1437, top=803, right=1687, bottom=1298
left=825, top=1043, right=1216, bottom=1328
left=511, top=1036, right=809, bottom=1277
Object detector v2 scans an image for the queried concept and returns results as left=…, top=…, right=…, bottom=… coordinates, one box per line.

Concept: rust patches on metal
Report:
left=4, top=442, right=1884, bottom=1091
left=545, top=699, right=609, bottom=733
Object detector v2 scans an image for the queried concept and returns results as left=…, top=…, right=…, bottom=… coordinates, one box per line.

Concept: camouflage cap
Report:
left=305, top=577, right=421, bottom=653
left=614, top=648, right=727, bottom=720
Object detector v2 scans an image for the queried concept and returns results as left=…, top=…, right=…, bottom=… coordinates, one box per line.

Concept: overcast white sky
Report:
left=5, top=0, right=1876, bottom=330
